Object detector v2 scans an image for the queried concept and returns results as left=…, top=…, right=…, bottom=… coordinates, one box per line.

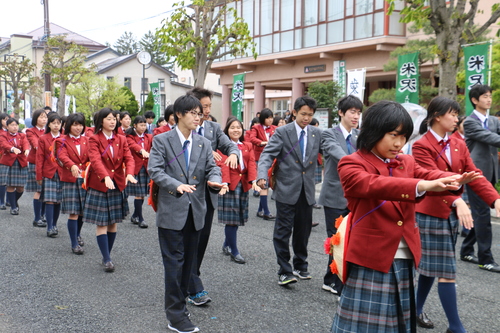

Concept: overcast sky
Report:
left=1, top=0, right=177, bottom=46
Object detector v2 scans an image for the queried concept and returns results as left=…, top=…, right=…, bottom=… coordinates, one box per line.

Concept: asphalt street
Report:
left=0, top=186, right=499, bottom=333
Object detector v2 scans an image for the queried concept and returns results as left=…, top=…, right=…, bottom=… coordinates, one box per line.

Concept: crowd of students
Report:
left=2, top=85, right=499, bottom=333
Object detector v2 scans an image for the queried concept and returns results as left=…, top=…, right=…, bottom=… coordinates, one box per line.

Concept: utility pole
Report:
left=42, top=0, right=51, bottom=108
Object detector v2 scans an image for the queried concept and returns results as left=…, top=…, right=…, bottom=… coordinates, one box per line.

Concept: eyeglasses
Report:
left=187, top=110, right=203, bottom=118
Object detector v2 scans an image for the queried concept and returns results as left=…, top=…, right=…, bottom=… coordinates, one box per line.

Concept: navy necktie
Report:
left=183, top=140, right=190, bottom=171
left=198, top=126, right=203, bottom=136
left=484, top=119, right=489, bottom=130
left=346, top=134, right=352, bottom=154
left=299, top=130, right=305, bottom=161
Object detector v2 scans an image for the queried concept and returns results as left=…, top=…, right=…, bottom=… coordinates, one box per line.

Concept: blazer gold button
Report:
left=309, top=161, right=313, bottom=164
left=455, top=149, right=458, bottom=151
left=302, top=172, right=305, bottom=174
left=296, top=161, right=299, bottom=163
left=111, top=169, right=115, bottom=172
left=397, top=221, right=403, bottom=226
left=445, top=168, right=448, bottom=171
left=405, top=194, right=409, bottom=199
left=239, top=174, right=242, bottom=177
left=459, top=169, right=462, bottom=172
left=193, top=176, right=197, bottom=179
left=399, top=166, right=403, bottom=169
left=443, top=200, right=448, bottom=204
left=181, top=174, right=184, bottom=177
left=401, top=194, right=405, bottom=198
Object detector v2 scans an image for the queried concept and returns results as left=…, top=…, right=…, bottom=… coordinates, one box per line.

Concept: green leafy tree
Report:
left=388, top=0, right=500, bottom=100
left=140, top=31, right=172, bottom=69
left=307, top=80, right=344, bottom=123
left=113, top=32, right=140, bottom=55
left=43, top=35, right=94, bottom=116
left=0, top=54, right=37, bottom=116
left=368, top=86, right=438, bottom=105
left=116, top=86, right=140, bottom=118
left=67, top=73, right=129, bottom=123
left=156, top=0, right=257, bottom=87
left=143, top=91, right=154, bottom=112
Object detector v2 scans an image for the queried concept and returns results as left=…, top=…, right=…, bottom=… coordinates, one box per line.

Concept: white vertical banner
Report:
left=52, top=97, right=58, bottom=112
left=72, top=96, right=76, bottom=113
left=25, top=100, right=32, bottom=118
left=65, top=95, right=71, bottom=116
left=346, top=69, right=366, bottom=103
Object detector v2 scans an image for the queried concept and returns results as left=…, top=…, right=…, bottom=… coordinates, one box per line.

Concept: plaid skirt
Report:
left=61, top=178, right=86, bottom=215
left=40, top=172, right=62, bottom=203
left=83, top=187, right=129, bottom=226
left=125, top=166, right=149, bottom=197
left=217, top=183, right=249, bottom=226
left=0, top=161, right=28, bottom=187
left=26, top=163, right=42, bottom=192
left=332, top=260, right=416, bottom=333
left=315, top=164, right=322, bottom=184
left=416, top=212, right=458, bottom=279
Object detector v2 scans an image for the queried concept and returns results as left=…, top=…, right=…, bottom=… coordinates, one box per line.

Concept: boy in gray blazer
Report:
left=318, top=95, right=363, bottom=294
left=460, top=85, right=500, bottom=273
left=257, top=96, right=322, bottom=285
left=148, top=94, right=225, bottom=333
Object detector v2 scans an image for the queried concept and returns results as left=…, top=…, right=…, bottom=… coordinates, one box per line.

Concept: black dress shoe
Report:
left=445, top=329, right=452, bottom=333
left=33, top=220, right=47, bottom=228
left=103, top=261, right=115, bottom=272
left=71, top=245, right=84, bottom=255
left=312, top=221, right=320, bottom=227
left=313, top=204, right=322, bottom=209
left=256, top=211, right=264, bottom=218
left=460, top=254, right=479, bottom=264
left=0, top=204, right=6, bottom=210
left=230, top=253, right=246, bottom=264
left=10, top=208, right=19, bottom=215
left=138, top=221, right=148, bottom=228
left=131, top=216, right=139, bottom=224
left=417, top=312, right=434, bottom=329
left=78, top=236, right=84, bottom=246
left=263, top=214, right=275, bottom=220
left=47, top=229, right=58, bottom=238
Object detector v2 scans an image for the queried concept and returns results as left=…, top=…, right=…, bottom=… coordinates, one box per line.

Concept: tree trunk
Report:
left=435, top=26, right=462, bottom=100
left=58, top=82, right=67, bottom=116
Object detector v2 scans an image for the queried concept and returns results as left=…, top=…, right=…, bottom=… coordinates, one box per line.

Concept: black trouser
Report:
left=158, top=208, right=200, bottom=325
left=323, top=206, right=348, bottom=294
left=274, top=187, right=313, bottom=275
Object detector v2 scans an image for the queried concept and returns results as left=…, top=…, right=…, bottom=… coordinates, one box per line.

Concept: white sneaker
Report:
left=322, top=283, right=339, bottom=294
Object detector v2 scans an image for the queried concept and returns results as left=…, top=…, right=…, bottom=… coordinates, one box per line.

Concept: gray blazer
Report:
left=318, top=126, right=359, bottom=209
left=148, top=130, right=222, bottom=231
left=464, top=115, right=500, bottom=183
left=257, top=122, right=322, bottom=205
left=199, top=120, right=239, bottom=208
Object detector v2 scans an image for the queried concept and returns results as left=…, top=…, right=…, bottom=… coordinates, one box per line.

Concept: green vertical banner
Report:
left=231, top=73, right=245, bottom=121
left=149, top=82, right=161, bottom=120
left=333, top=60, right=346, bottom=95
left=396, top=52, right=419, bottom=104
left=464, top=43, right=490, bottom=115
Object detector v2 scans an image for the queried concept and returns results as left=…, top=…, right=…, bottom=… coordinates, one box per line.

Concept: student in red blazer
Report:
left=83, top=108, right=136, bottom=273
left=0, top=113, right=11, bottom=209
left=153, top=105, right=176, bottom=136
left=217, top=118, right=259, bottom=264
left=25, top=109, right=48, bottom=227
left=125, top=116, right=152, bottom=228
left=332, top=101, right=480, bottom=333
left=36, top=113, right=63, bottom=237
left=117, top=111, right=132, bottom=136
left=245, top=108, right=276, bottom=220
left=0, top=118, right=30, bottom=215
left=412, top=97, right=500, bottom=333
left=55, top=113, right=89, bottom=255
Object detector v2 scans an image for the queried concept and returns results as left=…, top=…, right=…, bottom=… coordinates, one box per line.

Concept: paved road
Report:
left=0, top=187, right=499, bottom=332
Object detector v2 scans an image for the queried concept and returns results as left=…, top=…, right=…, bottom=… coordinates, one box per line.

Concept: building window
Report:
left=124, top=77, right=131, bottom=89
left=141, top=77, right=149, bottom=92
left=107, top=76, right=114, bottom=81
left=158, top=78, right=165, bottom=92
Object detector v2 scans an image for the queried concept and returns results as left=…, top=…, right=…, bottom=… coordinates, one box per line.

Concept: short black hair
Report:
left=357, top=101, right=413, bottom=152
left=419, top=96, right=460, bottom=134
left=0, top=113, right=9, bottom=122
left=126, top=115, right=147, bottom=136
left=272, top=116, right=283, bottom=126
left=469, top=85, right=492, bottom=107
left=94, top=108, right=118, bottom=134
left=453, top=115, right=467, bottom=133
left=188, top=87, right=213, bottom=101
left=64, top=112, right=86, bottom=135
left=120, top=111, right=131, bottom=124
left=44, top=106, right=52, bottom=112
left=45, top=112, right=62, bottom=134
left=293, top=96, right=317, bottom=113
left=164, top=104, right=174, bottom=120
left=156, top=116, right=165, bottom=126
left=310, top=118, right=319, bottom=126
left=173, top=94, right=203, bottom=123
left=259, top=108, right=274, bottom=124
left=6, top=118, right=19, bottom=126
left=338, top=95, right=363, bottom=115
left=32, top=109, right=46, bottom=128
left=223, top=117, right=245, bottom=142
left=144, top=111, right=155, bottom=119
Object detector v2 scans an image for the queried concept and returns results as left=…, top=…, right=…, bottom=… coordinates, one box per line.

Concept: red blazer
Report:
left=338, top=150, right=453, bottom=273
left=413, top=131, right=499, bottom=218
left=153, top=124, right=172, bottom=136
left=87, top=132, right=135, bottom=193
left=36, top=133, right=60, bottom=180
left=0, top=132, right=30, bottom=167
left=26, top=127, right=45, bottom=164
left=126, top=133, right=152, bottom=174
left=216, top=141, right=257, bottom=192
left=85, top=127, right=95, bottom=137
left=450, top=130, right=465, bottom=141
left=246, top=124, right=276, bottom=161
left=55, top=135, right=90, bottom=183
